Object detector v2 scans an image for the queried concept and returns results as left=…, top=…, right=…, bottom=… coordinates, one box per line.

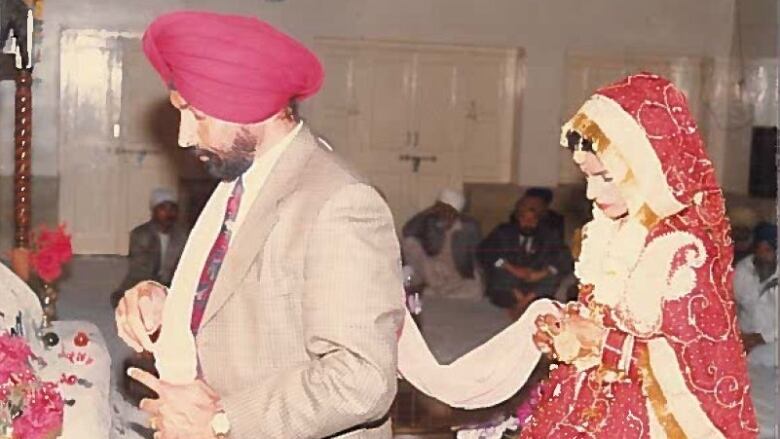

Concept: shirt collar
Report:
left=241, top=121, right=303, bottom=188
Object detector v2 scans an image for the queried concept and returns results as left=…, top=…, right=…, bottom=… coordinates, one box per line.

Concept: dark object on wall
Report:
left=0, top=0, right=32, bottom=68
left=748, top=126, right=778, bottom=198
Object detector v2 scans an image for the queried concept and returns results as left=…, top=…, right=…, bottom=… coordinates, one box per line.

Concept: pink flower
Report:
left=12, top=383, right=64, bottom=439
left=35, top=225, right=73, bottom=265
left=31, top=224, right=73, bottom=283
left=0, top=335, right=33, bottom=385
left=31, top=250, right=62, bottom=284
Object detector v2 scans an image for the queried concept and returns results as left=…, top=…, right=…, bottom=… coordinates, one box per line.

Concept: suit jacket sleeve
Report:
left=476, top=225, right=508, bottom=270
left=220, top=183, right=405, bottom=439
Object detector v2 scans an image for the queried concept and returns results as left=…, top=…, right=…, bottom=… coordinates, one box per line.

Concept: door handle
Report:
left=466, top=100, right=478, bottom=121
left=406, top=130, right=412, bottom=147
left=399, top=154, right=437, bottom=172
left=412, top=131, right=419, bottom=148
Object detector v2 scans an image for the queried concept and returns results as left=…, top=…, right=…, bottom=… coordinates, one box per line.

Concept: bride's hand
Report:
left=533, top=313, right=561, bottom=355
left=533, top=304, right=605, bottom=365
left=561, top=311, right=605, bottom=355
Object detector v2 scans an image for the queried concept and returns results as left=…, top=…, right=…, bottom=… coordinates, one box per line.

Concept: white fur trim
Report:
left=619, top=334, right=635, bottom=373
left=647, top=338, right=726, bottom=439
left=619, top=231, right=707, bottom=336
left=576, top=95, right=685, bottom=218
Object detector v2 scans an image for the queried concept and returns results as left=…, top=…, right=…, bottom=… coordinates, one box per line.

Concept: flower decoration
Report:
left=0, top=333, right=63, bottom=439
left=30, top=225, right=72, bottom=284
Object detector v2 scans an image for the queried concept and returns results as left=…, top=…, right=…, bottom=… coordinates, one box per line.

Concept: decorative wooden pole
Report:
left=9, top=70, right=32, bottom=280
left=4, top=0, right=36, bottom=280
left=14, top=69, right=32, bottom=248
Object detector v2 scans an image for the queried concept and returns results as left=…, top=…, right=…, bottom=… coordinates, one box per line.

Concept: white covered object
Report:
left=0, top=262, right=43, bottom=346
left=37, top=321, right=112, bottom=439
left=397, top=299, right=559, bottom=409
left=0, top=263, right=111, bottom=439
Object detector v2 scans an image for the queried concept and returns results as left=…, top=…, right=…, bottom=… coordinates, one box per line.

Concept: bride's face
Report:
left=573, top=151, right=628, bottom=219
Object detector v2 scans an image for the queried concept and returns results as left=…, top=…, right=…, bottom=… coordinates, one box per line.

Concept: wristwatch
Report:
left=210, top=410, right=231, bottom=438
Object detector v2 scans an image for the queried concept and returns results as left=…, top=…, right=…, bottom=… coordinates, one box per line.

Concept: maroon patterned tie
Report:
left=190, top=177, right=244, bottom=334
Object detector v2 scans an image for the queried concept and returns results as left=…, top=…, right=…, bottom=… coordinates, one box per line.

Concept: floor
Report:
left=54, top=256, right=529, bottom=439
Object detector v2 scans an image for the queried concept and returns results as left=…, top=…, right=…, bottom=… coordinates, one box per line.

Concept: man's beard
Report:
left=192, top=148, right=253, bottom=182
left=192, top=130, right=259, bottom=182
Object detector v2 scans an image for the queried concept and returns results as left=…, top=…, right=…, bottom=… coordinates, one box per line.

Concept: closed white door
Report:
left=59, top=30, right=124, bottom=254
left=59, top=30, right=180, bottom=254
left=309, top=40, right=518, bottom=229
left=307, top=43, right=365, bottom=160
left=458, top=50, right=518, bottom=183
left=404, top=51, right=463, bottom=222
left=115, top=37, right=180, bottom=253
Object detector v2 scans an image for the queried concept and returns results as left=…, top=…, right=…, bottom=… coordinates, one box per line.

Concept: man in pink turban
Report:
left=115, top=11, right=404, bottom=439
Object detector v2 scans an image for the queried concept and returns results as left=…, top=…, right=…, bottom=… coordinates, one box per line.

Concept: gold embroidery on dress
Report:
left=570, top=113, right=612, bottom=153
left=638, top=348, right=687, bottom=439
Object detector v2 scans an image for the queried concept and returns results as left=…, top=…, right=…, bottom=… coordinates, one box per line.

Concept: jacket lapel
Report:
left=197, top=126, right=319, bottom=329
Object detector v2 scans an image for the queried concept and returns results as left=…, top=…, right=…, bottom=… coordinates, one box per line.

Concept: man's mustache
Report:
left=189, top=146, right=219, bottom=160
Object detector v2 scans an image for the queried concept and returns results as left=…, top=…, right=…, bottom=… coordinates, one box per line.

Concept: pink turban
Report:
left=143, top=11, right=324, bottom=124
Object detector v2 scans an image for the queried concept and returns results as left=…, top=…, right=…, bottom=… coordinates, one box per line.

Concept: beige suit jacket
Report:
left=194, top=126, right=404, bottom=438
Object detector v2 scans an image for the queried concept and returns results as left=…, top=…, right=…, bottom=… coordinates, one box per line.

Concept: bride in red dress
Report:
left=397, top=73, right=759, bottom=439
left=523, top=73, right=758, bottom=438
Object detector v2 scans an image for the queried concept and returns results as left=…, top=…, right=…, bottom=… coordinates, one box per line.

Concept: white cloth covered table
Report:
left=1, top=262, right=111, bottom=439
left=36, top=321, right=112, bottom=439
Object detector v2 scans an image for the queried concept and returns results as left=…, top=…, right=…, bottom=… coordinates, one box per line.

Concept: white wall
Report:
left=719, top=0, right=778, bottom=193
left=1, top=0, right=738, bottom=187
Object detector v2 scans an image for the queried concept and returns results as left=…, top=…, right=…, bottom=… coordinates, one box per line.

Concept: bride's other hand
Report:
left=553, top=312, right=605, bottom=370
left=560, top=312, right=604, bottom=354
left=116, top=281, right=167, bottom=353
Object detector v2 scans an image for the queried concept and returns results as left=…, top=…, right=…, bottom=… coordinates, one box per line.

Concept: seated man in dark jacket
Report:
left=524, top=187, right=565, bottom=241
left=477, top=194, right=573, bottom=317
left=111, top=188, right=188, bottom=308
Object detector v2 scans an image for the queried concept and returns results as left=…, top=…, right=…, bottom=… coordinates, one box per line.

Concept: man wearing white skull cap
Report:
left=402, top=188, right=483, bottom=299
left=112, top=188, right=188, bottom=308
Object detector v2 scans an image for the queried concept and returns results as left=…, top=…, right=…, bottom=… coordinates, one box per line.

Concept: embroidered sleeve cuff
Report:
left=600, top=328, right=628, bottom=371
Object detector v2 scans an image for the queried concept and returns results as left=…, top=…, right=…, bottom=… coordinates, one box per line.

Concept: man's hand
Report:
left=116, top=281, right=167, bottom=353
left=129, top=367, right=221, bottom=439
left=525, top=268, right=551, bottom=283
left=503, top=263, right=531, bottom=280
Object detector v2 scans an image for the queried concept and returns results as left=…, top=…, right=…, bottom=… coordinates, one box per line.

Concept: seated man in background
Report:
left=523, top=187, right=565, bottom=240
left=734, top=222, right=777, bottom=354
left=733, top=221, right=777, bottom=438
left=111, top=188, right=188, bottom=308
left=402, top=188, right=482, bottom=299
left=477, top=194, right=572, bottom=318
left=730, top=206, right=759, bottom=264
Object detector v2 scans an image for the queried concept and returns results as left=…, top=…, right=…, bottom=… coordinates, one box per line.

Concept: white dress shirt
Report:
left=734, top=256, right=777, bottom=367
left=153, top=121, right=303, bottom=384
